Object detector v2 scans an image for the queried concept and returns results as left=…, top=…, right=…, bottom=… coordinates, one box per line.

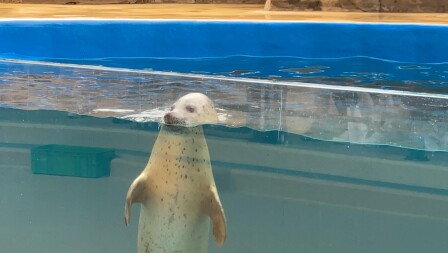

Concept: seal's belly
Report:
left=137, top=190, right=210, bottom=253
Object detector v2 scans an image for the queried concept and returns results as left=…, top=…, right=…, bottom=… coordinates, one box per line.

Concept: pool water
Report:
left=1, top=58, right=448, bottom=253
left=1, top=106, right=448, bottom=253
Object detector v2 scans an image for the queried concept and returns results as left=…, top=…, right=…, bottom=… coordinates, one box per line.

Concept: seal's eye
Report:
left=186, top=105, right=195, bottom=113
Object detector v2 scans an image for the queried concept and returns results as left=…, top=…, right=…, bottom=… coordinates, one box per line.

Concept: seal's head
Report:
left=163, top=93, right=218, bottom=127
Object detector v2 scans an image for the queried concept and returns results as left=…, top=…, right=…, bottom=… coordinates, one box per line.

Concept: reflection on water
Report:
left=0, top=59, right=448, bottom=151
left=1, top=108, right=448, bottom=253
left=42, top=56, right=448, bottom=93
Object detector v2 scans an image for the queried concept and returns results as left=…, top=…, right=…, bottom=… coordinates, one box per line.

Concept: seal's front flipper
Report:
left=125, top=175, right=147, bottom=226
left=203, top=186, right=227, bottom=246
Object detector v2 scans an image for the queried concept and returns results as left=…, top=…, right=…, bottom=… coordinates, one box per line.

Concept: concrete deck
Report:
left=1, top=4, right=448, bottom=24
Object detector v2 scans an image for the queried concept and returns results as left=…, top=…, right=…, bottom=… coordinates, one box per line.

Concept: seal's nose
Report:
left=164, top=112, right=186, bottom=126
left=164, top=112, right=174, bottom=124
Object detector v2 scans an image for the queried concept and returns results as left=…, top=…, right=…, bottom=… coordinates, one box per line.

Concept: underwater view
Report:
left=1, top=57, right=448, bottom=253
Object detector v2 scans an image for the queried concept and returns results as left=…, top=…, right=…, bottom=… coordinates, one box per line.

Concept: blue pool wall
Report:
left=0, top=20, right=447, bottom=63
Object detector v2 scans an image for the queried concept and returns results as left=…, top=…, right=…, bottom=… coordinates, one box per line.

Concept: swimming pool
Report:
left=1, top=20, right=448, bottom=253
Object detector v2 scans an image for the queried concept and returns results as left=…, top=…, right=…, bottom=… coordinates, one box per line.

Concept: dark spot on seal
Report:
left=183, top=213, right=187, bottom=219
left=144, top=242, right=150, bottom=253
left=174, top=191, right=179, bottom=202
left=185, top=175, right=188, bottom=179
left=168, top=213, right=175, bottom=224
left=195, top=148, right=198, bottom=152
left=161, top=197, right=164, bottom=202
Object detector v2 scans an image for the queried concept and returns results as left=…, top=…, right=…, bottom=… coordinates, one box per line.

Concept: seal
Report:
left=124, top=93, right=227, bottom=253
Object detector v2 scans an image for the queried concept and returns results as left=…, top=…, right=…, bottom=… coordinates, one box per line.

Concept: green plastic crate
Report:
left=31, top=144, right=115, bottom=178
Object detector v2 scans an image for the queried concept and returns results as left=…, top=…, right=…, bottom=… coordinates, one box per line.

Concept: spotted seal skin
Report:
left=125, top=93, right=227, bottom=253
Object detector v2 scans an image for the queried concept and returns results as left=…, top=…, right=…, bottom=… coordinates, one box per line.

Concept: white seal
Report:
left=125, top=93, right=227, bottom=253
